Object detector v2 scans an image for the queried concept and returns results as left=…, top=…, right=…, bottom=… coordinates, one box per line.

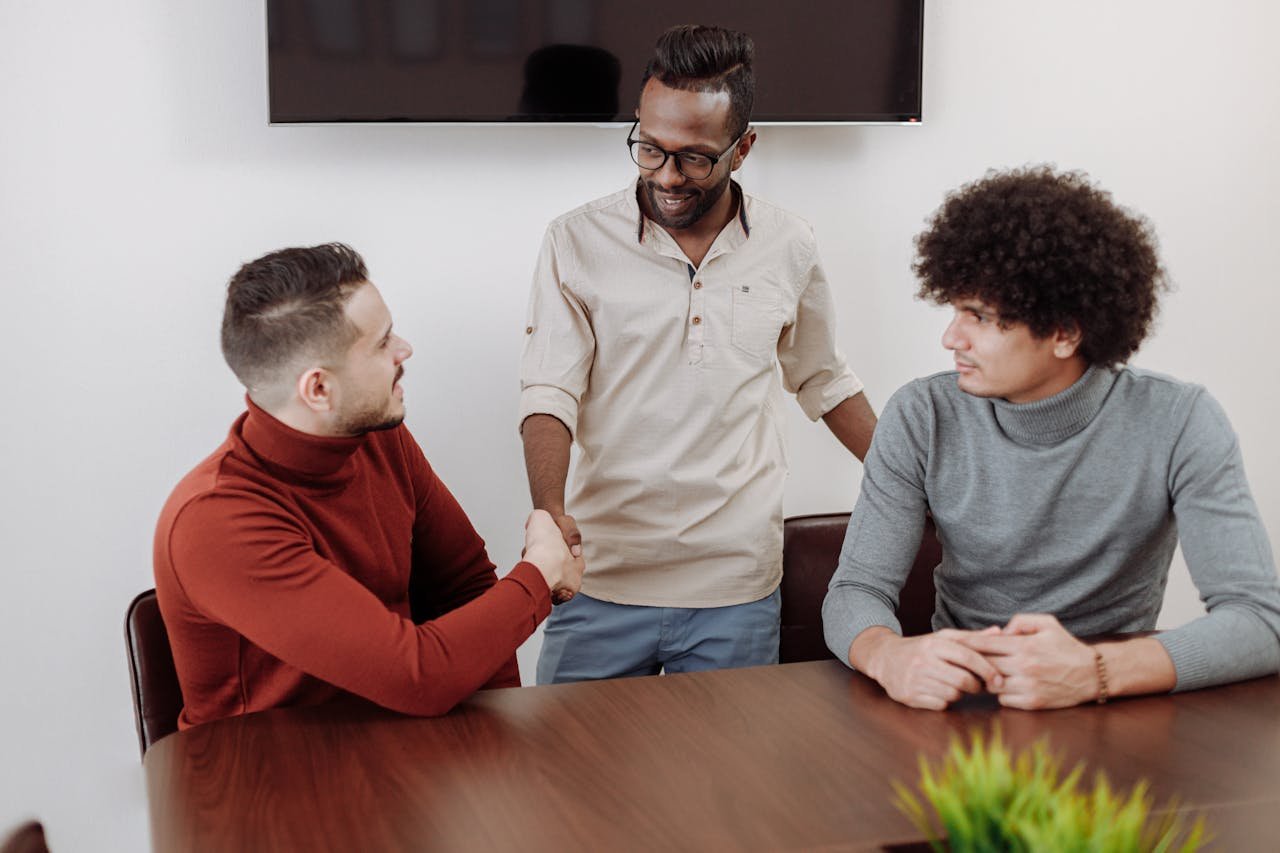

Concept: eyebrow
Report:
left=377, top=322, right=393, bottom=345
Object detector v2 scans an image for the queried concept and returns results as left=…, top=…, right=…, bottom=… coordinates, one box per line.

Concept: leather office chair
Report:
left=779, top=513, right=942, bottom=663
left=124, top=589, right=183, bottom=757
left=0, top=821, right=49, bottom=853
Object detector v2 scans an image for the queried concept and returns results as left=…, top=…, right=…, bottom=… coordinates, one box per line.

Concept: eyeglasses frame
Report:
left=625, top=120, right=744, bottom=180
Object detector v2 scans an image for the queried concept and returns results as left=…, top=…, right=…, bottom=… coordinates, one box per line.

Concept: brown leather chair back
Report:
left=1, top=821, right=49, bottom=853
left=124, top=589, right=183, bottom=757
left=780, top=513, right=942, bottom=663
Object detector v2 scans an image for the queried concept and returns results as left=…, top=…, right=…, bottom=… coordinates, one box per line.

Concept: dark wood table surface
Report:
left=144, top=660, right=1280, bottom=852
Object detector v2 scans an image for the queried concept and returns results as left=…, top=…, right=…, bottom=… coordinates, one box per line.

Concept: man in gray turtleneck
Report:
left=822, top=166, right=1280, bottom=711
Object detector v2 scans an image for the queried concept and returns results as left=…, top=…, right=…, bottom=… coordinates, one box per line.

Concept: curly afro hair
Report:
left=913, top=166, right=1167, bottom=366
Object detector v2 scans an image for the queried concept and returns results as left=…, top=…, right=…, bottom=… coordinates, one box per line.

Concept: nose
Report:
left=941, top=313, right=965, bottom=351
left=394, top=335, right=413, bottom=362
left=653, top=155, right=688, bottom=188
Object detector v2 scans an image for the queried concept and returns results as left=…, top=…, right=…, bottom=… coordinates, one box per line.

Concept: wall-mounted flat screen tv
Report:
left=267, top=0, right=924, bottom=124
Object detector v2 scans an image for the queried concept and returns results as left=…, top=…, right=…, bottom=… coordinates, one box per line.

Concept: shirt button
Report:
left=525, top=326, right=533, bottom=334
left=693, top=281, right=702, bottom=289
left=691, top=316, right=702, bottom=325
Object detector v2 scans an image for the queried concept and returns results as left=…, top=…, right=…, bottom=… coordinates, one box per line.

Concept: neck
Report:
left=251, top=393, right=333, bottom=438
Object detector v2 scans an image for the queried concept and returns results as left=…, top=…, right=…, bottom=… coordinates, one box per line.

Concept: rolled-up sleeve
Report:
left=777, top=242, right=863, bottom=420
left=519, top=225, right=595, bottom=439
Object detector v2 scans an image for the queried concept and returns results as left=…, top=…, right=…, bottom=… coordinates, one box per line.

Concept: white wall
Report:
left=1, top=2, right=1276, bottom=849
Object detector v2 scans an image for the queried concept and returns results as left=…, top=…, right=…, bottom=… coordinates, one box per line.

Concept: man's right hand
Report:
left=522, top=509, right=585, bottom=604
left=852, top=626, right=1004, bottom=710
left=553, top=512, right=583, bottom=559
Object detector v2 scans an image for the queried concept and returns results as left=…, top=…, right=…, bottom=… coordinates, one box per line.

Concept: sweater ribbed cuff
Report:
left=1155, top=629, right=1212, bottom=692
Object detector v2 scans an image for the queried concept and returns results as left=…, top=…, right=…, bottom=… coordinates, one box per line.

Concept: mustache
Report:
left=394, top=366, right=404, bottom=384
left=645, top=181, right=698, bottom=198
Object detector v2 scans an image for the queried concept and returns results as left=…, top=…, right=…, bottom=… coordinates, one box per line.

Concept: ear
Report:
left=1052, top=326, right=1083, bottom=359
left=296, top=366, right=335, bottom=413
left=730, top=128, right=757, bottom=171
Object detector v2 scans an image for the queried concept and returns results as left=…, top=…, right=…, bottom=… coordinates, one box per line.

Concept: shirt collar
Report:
left=990, top=364, right=1118, bottom=446
left=629, top=179, right=751, bottom=247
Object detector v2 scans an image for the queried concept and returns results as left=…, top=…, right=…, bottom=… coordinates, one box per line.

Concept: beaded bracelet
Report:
left=1093, top=648, right=1110, bottom=704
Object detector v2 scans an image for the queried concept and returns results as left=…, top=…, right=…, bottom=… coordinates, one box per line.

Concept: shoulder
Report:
left=1109, top=366, right=1222, bottom=427
left=546, top=187, right=635, bottom=235
left=884, top=371, right=976, bottom=421
left=740, top=189, right=816, bottom=245
left=156, top=439, right=240, bottom=536
left=874, top=372, right=954, bottom=445
left=1111, top=365, right=1204, bottom=404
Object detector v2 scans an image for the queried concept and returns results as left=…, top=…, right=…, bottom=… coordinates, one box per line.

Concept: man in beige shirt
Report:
left=520, top=25, right=876, bottom=682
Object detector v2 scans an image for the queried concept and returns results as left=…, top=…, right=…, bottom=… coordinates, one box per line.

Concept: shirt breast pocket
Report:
left=730, top=286, right=783, bottom=359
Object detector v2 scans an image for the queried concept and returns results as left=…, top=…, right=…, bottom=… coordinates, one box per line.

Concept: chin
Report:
left=955, top=376, right=996, bottom=399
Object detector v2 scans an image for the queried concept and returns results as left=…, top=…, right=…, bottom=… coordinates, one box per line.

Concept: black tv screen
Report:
left=266, top=0, right=924, bottom=124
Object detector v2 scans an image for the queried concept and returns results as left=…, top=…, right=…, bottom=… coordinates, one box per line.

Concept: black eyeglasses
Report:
left=626, top=121, right=741, bottom=180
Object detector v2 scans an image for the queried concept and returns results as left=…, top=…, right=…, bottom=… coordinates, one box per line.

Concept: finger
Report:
left=916, top=657, right=985, bottom=694
left=898, top=690, right=950, bottom=711
left=556, top=516, right=583, bottom=546
left=953, top=633, right=1025, bottom=657
left=1004, top=613, right=1055, bottom=635
left=935, top=642, right=1005, bottom=686
left=996, top=690, right=1046, bottom=711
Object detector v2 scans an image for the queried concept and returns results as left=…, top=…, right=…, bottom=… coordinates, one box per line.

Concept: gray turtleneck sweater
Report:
left=822, top=365, right=1280, bottom=692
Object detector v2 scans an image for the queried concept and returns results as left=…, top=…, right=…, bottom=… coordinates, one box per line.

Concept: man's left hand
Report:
left=955, top=613, right=1098, bottom=709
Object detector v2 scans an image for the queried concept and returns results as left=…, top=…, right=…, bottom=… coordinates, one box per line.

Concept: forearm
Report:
left=822, top=570, right=903, bottom=669
left=521, top=414, right=572, bottom=513
left=1155, top=608, right=1280, bottom=691
left=481, top=655, right=522, bottom=690
left=821, top=392, right=877, bottom=462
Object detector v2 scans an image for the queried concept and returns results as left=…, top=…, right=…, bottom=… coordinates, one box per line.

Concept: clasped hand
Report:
left=870, top=614, right=1097, bottom=710
left=522, top=509, right=585, bottom=604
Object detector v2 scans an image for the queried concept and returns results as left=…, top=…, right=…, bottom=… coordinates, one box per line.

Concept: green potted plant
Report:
left=890, top=729, right=1207, bottom=852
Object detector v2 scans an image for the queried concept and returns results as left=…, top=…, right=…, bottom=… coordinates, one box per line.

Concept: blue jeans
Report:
left=536, top=588, right=781, bottom=684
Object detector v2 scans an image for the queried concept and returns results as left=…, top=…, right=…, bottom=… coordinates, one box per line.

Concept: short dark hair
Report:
left=913, top=166, right=1167, bottom=366
left=640, top=24, right=755, bottom=139
left=221, top=243, right=368, bottom=391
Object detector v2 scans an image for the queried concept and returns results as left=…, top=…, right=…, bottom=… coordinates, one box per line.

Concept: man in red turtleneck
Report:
left=154, top=243, right=583, bottom=730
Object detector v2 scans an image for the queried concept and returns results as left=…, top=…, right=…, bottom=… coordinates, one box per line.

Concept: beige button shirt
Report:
left=520, top=182, right=862, bottom=607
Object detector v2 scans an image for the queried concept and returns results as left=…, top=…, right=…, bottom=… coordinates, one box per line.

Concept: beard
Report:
left=642, top=170, right=732, bottom=230
left=336, top=404, right=404, bottom=436
left=336, top=367, right=405, bottom=435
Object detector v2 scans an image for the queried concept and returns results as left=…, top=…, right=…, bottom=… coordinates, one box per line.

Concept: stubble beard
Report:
left=643, top=171, right=731, bottom=231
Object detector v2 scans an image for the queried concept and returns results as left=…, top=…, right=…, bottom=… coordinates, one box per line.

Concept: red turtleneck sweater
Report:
left=154, top=400, right=551, bottom=729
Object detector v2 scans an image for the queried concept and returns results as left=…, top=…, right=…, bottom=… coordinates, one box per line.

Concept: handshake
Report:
left=522, top=509, right=586, bottom=605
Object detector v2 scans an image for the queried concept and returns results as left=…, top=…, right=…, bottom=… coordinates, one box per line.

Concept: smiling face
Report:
left=942, top=298, right=1086, bottom=404
left=633, top=78, right=753, bottom=232
left=326, top=282, right=413, bottom=435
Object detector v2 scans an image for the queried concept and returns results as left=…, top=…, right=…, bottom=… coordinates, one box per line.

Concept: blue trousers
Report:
left=536, top=588, right=781, bottom=684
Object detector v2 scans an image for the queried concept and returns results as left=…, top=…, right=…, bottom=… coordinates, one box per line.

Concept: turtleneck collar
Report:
left=990, top=364, right=1118, bottom=446
left=238, top=396, right=366, bottom=483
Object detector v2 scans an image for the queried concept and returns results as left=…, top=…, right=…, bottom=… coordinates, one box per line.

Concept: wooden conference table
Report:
left=144, top=660, right=1280, bottom=851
